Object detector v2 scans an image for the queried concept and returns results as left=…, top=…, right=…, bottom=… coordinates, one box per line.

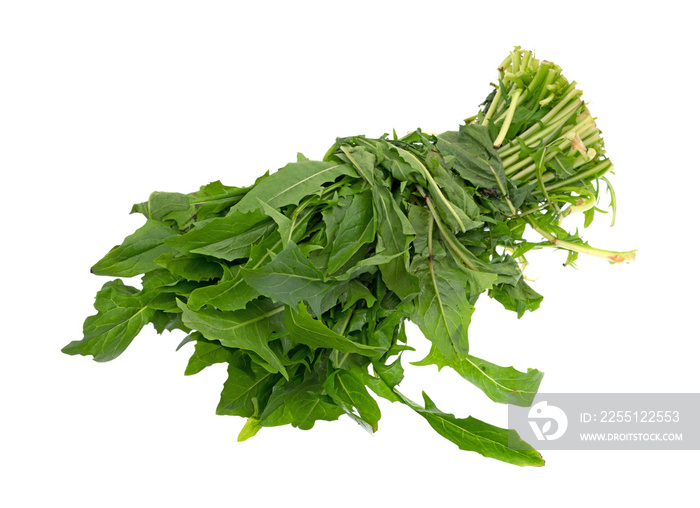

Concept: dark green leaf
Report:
left=284, top=302, right=386, bottom=357
left=91, top=220, right=177, bottom=277
left=241, top=241, right=343, bottom=317
left=152, top=310, right=186, bottom=334
left=410, top=250, right=474, bottom=361
left=132, top=181, right=249, bottom=228
left=177, top=298, right=289, bottom=379
left=257, top=198, right=293, bottom=246
left=413, top=345, right=544, bottom=406
left=187, top=265, right=260, bottom=312
left=184, top=337, right=238, bottom=376
left=217, top=358, right=280, bottom=417
left=154, top=253, right=223, bottom=282
left=233, top=160, right=357, bottom=213
left=165, top=209, right=275, bottom=262
left=327, top=190, right=376, bottom=274
left=400, top=391, right=544, bottom=466
left=490, top=278, right=543, bottom=318
left=339, top=145, right=377, bottom=185
left=376, top=142, right=428, bottom=186
left=371, top=184, right=419, bottom=300
left=324, top=369, right=381, bottom=431
left=62, top=280, right=156, bottom=362
left=284, top=389, right=344, bottom=430
left=436, top=124, right=507, bottom=192
left=131, top=192, right=189, bottom=223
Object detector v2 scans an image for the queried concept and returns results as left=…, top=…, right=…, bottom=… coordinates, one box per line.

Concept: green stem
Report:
left=525, top=61, right=552, bottom=101
left=559, top=189, right=596, bottom=220
left=536, top=68, right=559, bottom=102
left=511, top=48, right=521, bottom=74
left=482, top=87, right=503, bottom=126
left=526, top=216, right=636, bottom=263
left=404, top=150, right=467, bottom=233
left=498, top=88, right=583, bottom=159
left=493, top=88, right=522, bottom=148
left=337, top=303, right=356, bottom=337
left=537, top=159, right=612, bottom=193
left=420, top=189, right=477, bottom=271
left=505, top=202, right=549, bottom=219
left=506, top=115, right=597, bottom=180
left=498, top=53, right=513, bottom=73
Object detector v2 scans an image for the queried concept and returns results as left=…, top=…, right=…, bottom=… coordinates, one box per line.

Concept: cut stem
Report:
left=493, top=88, right=523, bottom=148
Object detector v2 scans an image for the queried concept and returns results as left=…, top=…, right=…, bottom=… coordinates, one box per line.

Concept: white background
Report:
left=2, top=1, right=698, bottom=506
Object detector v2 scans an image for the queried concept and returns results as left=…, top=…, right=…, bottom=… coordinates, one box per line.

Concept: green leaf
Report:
left=432, top=192, right=483, bottom=234
left=145, top=292, right=181, bottom=312
left=284, top=389, right=345, bottom=430
left=233, top=160, right=357, bottom=213
left=176, top=180, right=250, bottom=225
left=284, top=302, right=386, bottom=357
left=372, top=356, right=405, bottom=389
left=339, top=145, right=377, bottom=185
left=436, top=124, right=507, bottom=192
left=371, top=184, right=419, bottom=300
left=435, top=222, right=522, bottom=287
left=370, top=310, right=406, bottom=351
left=401, top=391, right=544, bottom=467
left=490, top=278, right=543, bottom=318
left=256, top=367, right=345, bottom=430
left=131, top=192, right=189, bottom=223
left=141, top=269, right=182, bottom=292
left=165, top=209, right=275, bottom=262
left=241, top=241, right=342, bottom=317
left=257, top=198, right=293, bottom=246
left=91, top=220, right=178, bottom=277
left=376, top=142, right=428, bottom=186
left=339, top=279, right=377, bottom=311
left=131, top=181, right=249, bottom=228
left=411, top=250, right=474, bottom=361
left=322, top=191, right=353, bottom=248
left=237, top=417, right=263, bottom=441
left=151, top=310, right=185, bottom=334
left=187, top=265, right=260, bottom=312
left=217, top=358, right=280, bottom=417
left=184, top=337, right=238, bottom=375
left=431, top=167, right=480, bottom=220
left=327, top=190, right=376, bottom=274
left=62, top=280, right=156, bottom=362
left=413, top=345, right=544, bottom=406
left=329, top=251, right=405, bottom=282
left=177, top=298, right=289, bottom=379
left=154, top=253, right=223, bottom=282
left=548, top=152, right=578, bottom=179
left=324, top=369, right=381, bottom=432
left=463, top=269, right=499, bottom=299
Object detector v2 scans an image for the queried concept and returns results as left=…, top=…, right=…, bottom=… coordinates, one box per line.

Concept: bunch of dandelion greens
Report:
left=63, top=48, right=634, bottom=467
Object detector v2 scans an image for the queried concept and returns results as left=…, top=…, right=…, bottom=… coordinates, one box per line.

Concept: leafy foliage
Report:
left=63, top=48, right=635, bottom=467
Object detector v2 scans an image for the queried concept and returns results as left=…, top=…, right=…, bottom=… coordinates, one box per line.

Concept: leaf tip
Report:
left=238, top=418, right=262, bottom=442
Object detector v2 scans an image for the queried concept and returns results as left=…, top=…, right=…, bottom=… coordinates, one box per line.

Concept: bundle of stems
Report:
left=471, top=47, right=634, bottom=264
